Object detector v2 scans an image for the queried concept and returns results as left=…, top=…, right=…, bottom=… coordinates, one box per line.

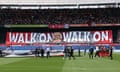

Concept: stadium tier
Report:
left=0, top=8, right=120, bottom=25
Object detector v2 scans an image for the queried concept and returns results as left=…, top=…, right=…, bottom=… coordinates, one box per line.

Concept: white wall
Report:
left=0, top=0, right=119, bottom=5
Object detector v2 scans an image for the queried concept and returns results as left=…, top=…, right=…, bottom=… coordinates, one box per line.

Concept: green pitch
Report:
left=0, top=53, right=120, bottom=72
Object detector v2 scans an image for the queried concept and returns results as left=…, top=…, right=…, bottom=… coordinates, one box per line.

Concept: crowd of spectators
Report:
left=0, top=8, right=120, bottom=25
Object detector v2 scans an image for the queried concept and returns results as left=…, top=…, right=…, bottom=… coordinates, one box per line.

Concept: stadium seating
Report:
left=0, top=8, right=120, bottom=25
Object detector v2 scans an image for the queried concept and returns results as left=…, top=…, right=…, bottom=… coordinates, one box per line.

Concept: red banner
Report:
left=6, top=30, right=113, bottom=45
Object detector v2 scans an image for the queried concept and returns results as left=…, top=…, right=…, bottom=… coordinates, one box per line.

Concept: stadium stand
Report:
left=0, top=8, right=120, bottom=25
left=0, top=0, right=120, bottom=57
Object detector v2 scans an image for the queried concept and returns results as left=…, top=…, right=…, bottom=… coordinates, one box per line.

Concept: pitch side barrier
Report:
left=1, top=43, right=120, bottom=50
left=0, top=43, right=120, bottom=57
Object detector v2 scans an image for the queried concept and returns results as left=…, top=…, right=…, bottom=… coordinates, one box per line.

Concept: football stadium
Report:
left=0, top=0, right=120, bottom=72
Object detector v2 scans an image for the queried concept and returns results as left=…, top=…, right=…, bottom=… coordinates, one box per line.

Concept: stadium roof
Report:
left=0, top=0, right=120, bottom=9
left=0, top=0, right=119, bottom=5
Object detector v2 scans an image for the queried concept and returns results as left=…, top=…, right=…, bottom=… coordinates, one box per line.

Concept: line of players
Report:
left=88, top=46, right=113, bottom=60
left=0, top=46, right=51, bottom=58
left=34, top=47, right=51, bottom=58
left=34, top=45, right=76, bottom=60
left=0, top=45, right=113, bottom=60
left=63, top=46, right=75, bottom=60
left=63, top=45, right=113, bottom=60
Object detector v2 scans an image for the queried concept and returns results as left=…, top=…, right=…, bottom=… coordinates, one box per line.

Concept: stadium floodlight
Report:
left=98, top=5, right=106, bottom=8
left=9, top=6, right=20, bottom=9
left=20, top=6, right=40, bottom=9
left=40, top=5, right=78, bottom=9
left=79, top=6, right=90, bottom=9
left=0, top=6, right=8, bottom=9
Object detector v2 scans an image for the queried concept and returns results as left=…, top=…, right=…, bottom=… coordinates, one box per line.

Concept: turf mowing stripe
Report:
left=113, top=53, right=120, bottom=62
left=62, top=55, right=120, bottom=72
left=0, top=54, right=120, bottom=72
left=0, top=57, right=65, bottom=72
left=0, top=58, right=28, bottom=66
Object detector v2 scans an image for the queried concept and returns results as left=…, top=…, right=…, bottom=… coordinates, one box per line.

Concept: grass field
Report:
left=0, top=53, right=120, bottom=72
